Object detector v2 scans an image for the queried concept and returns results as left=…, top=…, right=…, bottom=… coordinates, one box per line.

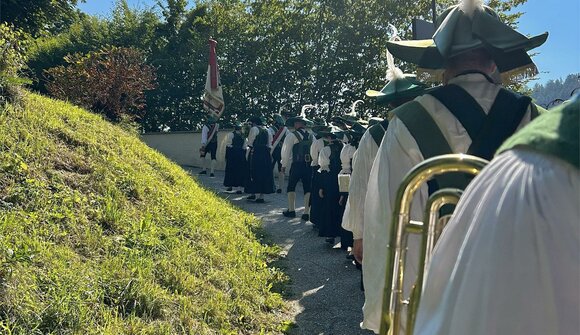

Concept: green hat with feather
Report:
left=367, top=25, right=428, bottom=104
left=386, top=0, right=548, bottom=83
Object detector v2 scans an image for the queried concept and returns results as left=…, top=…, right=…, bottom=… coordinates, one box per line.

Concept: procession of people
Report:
left=197, top=1, right=579, bottom=334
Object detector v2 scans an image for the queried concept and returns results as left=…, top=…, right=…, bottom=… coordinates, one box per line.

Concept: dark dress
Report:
left=309, top=165, right=322, bottom=227
left=223, top=131, right=247, bottom=188
left=318, top=140, right=344, bottom=238
left=245, top=126, right=275, bottom=194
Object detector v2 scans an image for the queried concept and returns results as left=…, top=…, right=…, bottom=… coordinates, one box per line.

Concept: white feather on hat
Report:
left=386, top=25, right=405, bottom=81
left=459, top=0, right=484, bottom=18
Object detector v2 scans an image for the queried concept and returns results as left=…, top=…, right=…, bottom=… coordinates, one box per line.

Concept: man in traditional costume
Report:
left=199, top=115, right=219, bottom=177
left=414, top=97, right=579, bottom=335
left=361, top=1, right=548, bottom=332
left=342, top=46, right=428, bottom=264
left=269, top=114, right=288, bottom=193
left=223, top=122, right=247, bottom=194
left=245, top=116, right=275, bottom=203
left=281, top=115, right=314, bottom=220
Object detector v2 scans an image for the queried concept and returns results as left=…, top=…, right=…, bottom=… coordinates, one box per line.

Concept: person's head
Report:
left=294, top=120, right=306, bottom=130
left=443, top=48, right=497, bottom=84
left=247, top=116, right=263, bottom=127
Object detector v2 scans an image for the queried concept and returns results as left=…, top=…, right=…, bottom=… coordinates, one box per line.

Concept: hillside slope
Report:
left=0, top=93, right=286, bottom=334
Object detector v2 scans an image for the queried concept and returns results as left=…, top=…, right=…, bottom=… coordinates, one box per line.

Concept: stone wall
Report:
left=141, top=130, right=232, bottom=170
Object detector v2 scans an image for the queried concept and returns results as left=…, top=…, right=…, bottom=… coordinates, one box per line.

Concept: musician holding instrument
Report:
left=360, top=0, right=548, bottom=333
left=199, top=115, right=219, bottom=177
left=414, top=97, right=579, bottom=335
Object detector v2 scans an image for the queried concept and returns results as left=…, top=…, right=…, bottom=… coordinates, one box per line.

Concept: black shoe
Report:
left=247, top=195, right=256, bottom=200
left=276, top=188, right=282, bottom=194
left=236, top=190, right=243, bottom=194
left=325, top=237, right=335, bottom=244
left=346, top=253, right=355, bottom=260
left=283, top=210, right=296, bottom=218
left=255, top=198, right=265, bottom=203
left=301, top=214, right=309, bottom=221
left=198, top=170, right=207, bottom=175
left=210, top=173, right=215, bottom=178
left=226, top=187, right=233, bottom=192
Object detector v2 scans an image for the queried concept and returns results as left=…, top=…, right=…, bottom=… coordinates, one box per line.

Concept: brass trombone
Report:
left=379, top=154, right=489, bottom=335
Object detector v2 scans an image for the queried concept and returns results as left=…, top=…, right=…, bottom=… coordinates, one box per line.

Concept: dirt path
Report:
left=189, top=167, right=374, bottom=335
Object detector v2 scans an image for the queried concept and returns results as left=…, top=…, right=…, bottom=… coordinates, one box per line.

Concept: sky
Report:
left=78, top=0, right=580, bottom=85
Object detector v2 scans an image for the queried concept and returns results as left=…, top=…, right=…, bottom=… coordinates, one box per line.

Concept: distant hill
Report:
left=0, top=93, right=287, bottom=334
left=531, top=73, right=580, bottom=107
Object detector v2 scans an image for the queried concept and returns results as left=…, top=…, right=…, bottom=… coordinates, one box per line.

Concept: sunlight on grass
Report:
left=0, top=93, right=289, bottom=334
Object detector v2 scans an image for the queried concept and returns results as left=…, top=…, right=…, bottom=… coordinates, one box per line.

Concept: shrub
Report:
left=0, top=23, right=30, bottom=107
left=45, top=46, right=156, bottom=122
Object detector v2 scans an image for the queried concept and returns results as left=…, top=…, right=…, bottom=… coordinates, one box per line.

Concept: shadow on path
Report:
left=188, top=167, right=374, bottom=335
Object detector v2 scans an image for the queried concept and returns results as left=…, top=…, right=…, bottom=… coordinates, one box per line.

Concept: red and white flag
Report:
left=202, top=39, right=224, bottom=118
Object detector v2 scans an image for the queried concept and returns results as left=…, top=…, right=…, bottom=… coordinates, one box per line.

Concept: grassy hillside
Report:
left=0, top=93, right=287, bottom=334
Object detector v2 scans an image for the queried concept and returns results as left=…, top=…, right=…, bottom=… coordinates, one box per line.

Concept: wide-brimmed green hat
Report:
left=318, top=126, right=343, bottom=139
left=247, top=116, right=265, bottom=126
left=312, top=117, right=327, bottom=127
left=366, top=74, right=428, bottom=105
left=312, top=124, right=331, bottom=134
left=331, top=115, right=359, bottom=127
left=387, top=1, right=548, bottom=82
left=285, top=115, right=311, bottom=127
left=368, top=117, right=384, bottom=127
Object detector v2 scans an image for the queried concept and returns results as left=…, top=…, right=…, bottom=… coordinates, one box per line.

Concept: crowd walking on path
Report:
left=195, top=1, right=579, bottom=334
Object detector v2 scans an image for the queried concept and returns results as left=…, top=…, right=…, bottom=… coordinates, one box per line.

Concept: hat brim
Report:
left=285, top=116, right=311, bottom=127
left=372, top=75, right=428, bottom=105
left=387, top=39, right=444, bottom=70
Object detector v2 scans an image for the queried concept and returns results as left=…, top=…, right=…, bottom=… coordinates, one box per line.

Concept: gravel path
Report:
left=188, top=167, right=374, bottom=335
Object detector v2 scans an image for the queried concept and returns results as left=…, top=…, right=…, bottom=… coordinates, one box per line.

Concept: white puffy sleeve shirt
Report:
left=341, top=130, right=380, bottom=239
left=361, top=73, right=534, bottom=334
left=281, top=131, right=299, bottom=169
left=414, top=149, right=580, bottom=335
left=246, top=126, right=259, bottom=147
left=310, top=138, right=325, bottom=167
left=340, top=143, right=357, bottom=174
left=317, top=145, right=331, bottom=172
left=201, top=125, right=209, bottom=145
left=225, top=132, right=234, bottom=147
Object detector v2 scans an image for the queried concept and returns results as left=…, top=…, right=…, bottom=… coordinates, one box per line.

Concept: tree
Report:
left=0, top=0, right=82, bottom=36
left=0, top=23, right=30, bottom=106
left=26, top=0, right=531, bottom=131
left=45, top=46, right=156, bottom=122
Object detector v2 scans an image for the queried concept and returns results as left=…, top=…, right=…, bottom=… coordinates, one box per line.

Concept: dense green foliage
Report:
left=45, top=46, right=156, bottom=122
left=22, top=0, right=528, bottom=131
left=0, top=0, right=81, bottom=36
left=0, top=93, right=287, bottom=334
left=0, top=24, right=30, bottom=106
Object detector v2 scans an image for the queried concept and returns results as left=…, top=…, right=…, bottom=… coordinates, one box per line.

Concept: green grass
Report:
left=0, top=93, right=288, bottom=334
